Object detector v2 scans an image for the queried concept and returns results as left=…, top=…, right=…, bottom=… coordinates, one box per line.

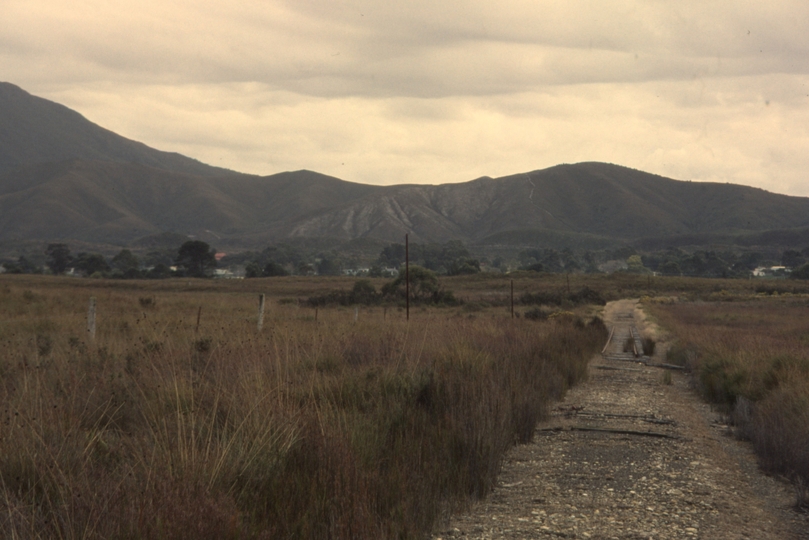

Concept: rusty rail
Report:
left=601, top=326, right=615, bottom=354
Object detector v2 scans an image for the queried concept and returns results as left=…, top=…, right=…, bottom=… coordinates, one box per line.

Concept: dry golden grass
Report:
left=0, top=275, right=605, bottom=539
left=649, top=297, right=809, bottom=507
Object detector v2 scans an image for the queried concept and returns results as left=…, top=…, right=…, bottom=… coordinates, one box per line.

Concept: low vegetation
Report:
left=5, top=237, right=809, bottom=283
left=649, top=298, right=809, bottom=507
left=0, top=275, right=605, bottom=538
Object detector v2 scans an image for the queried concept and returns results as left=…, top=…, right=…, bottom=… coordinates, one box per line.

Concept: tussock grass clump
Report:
left=641, top=337, right=656, bottom=356
left=650, top=298, right=809, bottom=506
left=0, top=276, right=606, bottom=538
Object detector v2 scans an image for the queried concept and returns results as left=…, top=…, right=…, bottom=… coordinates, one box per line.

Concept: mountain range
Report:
left=2, top=81, right=809, bottom=256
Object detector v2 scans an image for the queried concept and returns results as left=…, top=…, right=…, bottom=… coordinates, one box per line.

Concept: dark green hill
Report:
left=0, top=160, right=379, bottom=245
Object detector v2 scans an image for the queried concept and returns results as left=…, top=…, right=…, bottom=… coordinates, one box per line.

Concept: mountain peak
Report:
left=0, top=81, right=233, bottom=177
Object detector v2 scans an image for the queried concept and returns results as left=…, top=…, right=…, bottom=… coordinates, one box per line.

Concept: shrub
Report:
left=641, top=337, right=656, bottom=356
left=750, top=384, right=809, bottom=501
left=523, top=307, right=548, bottom=321
left=520, top=287, right=605, bottom=307
left=649, top=299, right=809, bottom=502
left=306, top=279, right=383, bottom=306
left=790, top=263, right=809, bottom=280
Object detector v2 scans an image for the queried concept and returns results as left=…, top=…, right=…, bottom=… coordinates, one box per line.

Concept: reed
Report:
left=649, top=298, right=809, bottom=508
left=0, top=276, right=605, bottom=538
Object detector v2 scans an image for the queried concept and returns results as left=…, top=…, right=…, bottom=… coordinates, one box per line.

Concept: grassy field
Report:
left=0, top=274, right=607, bottom=539
left=3, top=271, right=808, bottom=537
left=647, top=297, right=809, bottom=507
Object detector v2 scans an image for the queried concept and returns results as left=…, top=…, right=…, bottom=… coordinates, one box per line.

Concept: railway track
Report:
left=602, top=320, right=684, bottom=370
left=432, top=299, right=808, bottom=539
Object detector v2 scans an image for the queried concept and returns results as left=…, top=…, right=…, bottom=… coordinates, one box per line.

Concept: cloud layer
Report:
left=2, top=1, right=809, bottom=194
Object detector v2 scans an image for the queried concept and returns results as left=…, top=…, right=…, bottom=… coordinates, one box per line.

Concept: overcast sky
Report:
left=3, top=1, right=809, bottom=195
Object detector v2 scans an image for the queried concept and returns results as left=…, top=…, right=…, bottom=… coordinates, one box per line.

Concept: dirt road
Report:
left=434, top=299, right=808, bottom=539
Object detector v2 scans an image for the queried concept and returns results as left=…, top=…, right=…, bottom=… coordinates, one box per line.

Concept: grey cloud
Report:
left=8, top=1, right=809, bottom=97
left=3, top=1, right=809, bottom=196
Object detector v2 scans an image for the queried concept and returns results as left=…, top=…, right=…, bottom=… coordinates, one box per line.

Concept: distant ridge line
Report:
left=2, top=82, right=809, bottom=252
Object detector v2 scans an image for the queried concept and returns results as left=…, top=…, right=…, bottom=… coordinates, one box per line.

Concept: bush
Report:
left=520, top=291, right=563, bottom=306
left=750, top=384, right=809, bottom=499
left=568, top=286, right=607, bottom=306
left=523, top=307, right=548, bottom=321
left=381, top=266, right=459, bottom=305
left=790, top=263, right=809, bottom=280
left=641, top=337, right=656, bottom=356
left=305, top=280, right=382, bottom=307
left=520, top=287, right=605, bottom=307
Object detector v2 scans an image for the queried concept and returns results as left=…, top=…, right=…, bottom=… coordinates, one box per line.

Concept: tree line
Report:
left=515, top=246, right=809, bottom=279
left=3, top=239, right=809, bottom=281
left=230, top=239, right=483, bottom=278
left=1, top=241, right=218, bottom=278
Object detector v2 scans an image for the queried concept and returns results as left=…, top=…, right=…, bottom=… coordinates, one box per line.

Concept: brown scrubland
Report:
left=1, top=272, right=807, bottom=538
left=648, top=297, right=809, bottom=508
left=0, top=274, right=605, bottom=538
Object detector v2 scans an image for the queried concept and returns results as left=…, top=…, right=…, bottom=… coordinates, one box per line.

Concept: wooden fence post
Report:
left=511, top=280, right=514, bottom=319
left=257, top=294, right=266, bottom=332
left=87, top=297, right=97, bottom=340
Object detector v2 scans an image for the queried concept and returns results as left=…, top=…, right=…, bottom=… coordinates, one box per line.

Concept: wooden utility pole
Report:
left=406, top=234, right=410, bottom=321
left=511, top=280, right=514, bottom=319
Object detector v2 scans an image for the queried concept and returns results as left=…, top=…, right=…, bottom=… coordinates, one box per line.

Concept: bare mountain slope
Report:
left=284, top=163, right=809, bottom=244
left=3, top=158, right=809, bottom=249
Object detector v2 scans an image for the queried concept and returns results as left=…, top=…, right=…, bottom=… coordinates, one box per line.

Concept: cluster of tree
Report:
left=6, top=238, right=809, bottom=282
left=780, top=248, right=809, bottom=280
left=305, top=266, right=458, bottom=307
left=516, top=247, right=594, bottom=273
left=233, top=244, right=361, bottom=278
left=791, top=262, right=809, bottom=280
left=1, top=241, right=218, bottom=279
left=513, top=246, right=809, bottom=279
left=228, top=245, right=303, bottom=277
left=373, top=240, right=481, bottom=276
left=1, top=255, right=42, bottom=274
left=238, top=240, right=481, bottom=279
left=641, top=247, right=809, bottom=278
